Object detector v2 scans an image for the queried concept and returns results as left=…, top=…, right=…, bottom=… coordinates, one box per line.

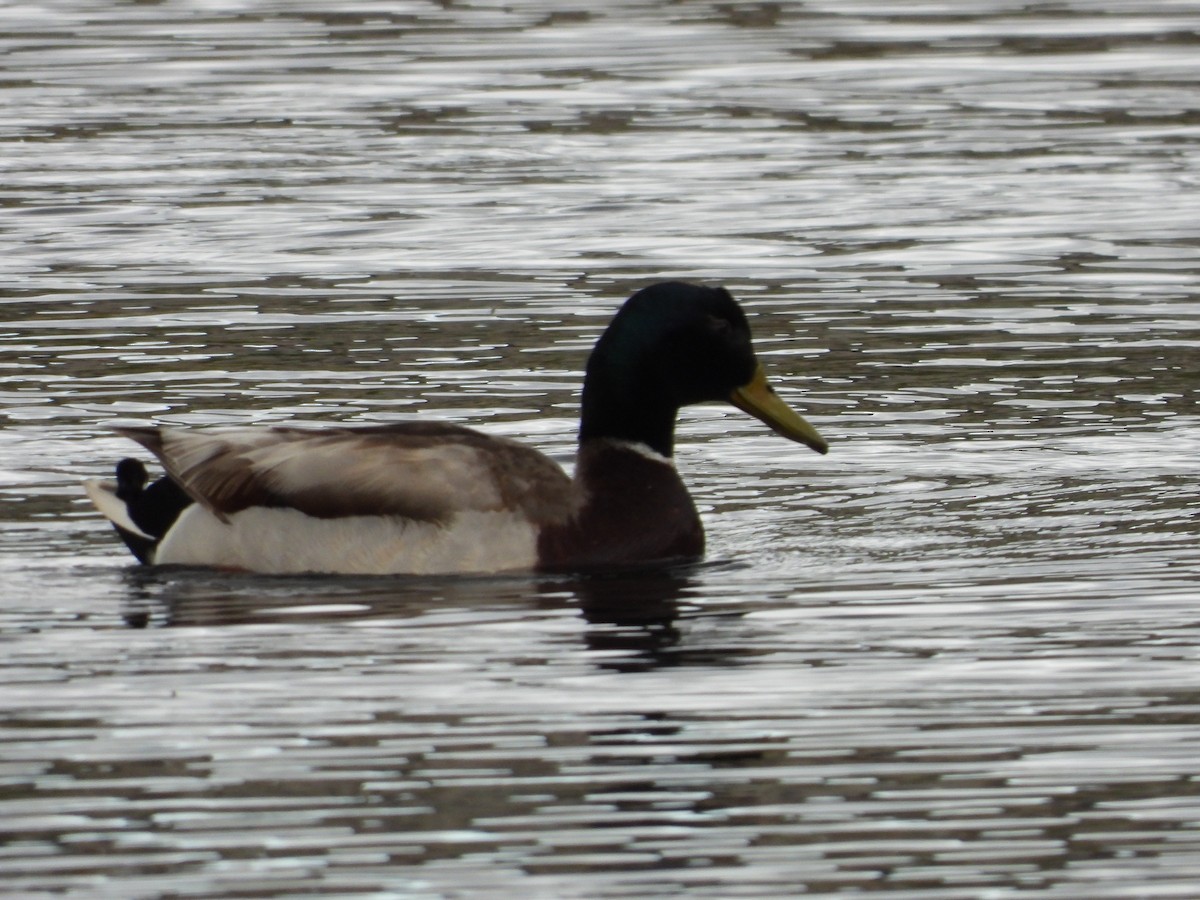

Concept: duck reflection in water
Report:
left=119, top=563, right=717, bottom=669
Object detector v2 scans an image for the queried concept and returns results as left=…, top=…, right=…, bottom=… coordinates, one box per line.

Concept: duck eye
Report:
left=706, top=315, right=733, bottom=336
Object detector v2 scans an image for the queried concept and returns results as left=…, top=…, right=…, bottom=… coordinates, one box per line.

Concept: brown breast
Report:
left=536, top=440, right=704, bottom=570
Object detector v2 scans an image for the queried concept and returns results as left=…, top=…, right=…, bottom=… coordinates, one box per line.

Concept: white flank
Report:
left=154, top=505, right=539, bottom=575
left=83, top=479, right=154, bottom=540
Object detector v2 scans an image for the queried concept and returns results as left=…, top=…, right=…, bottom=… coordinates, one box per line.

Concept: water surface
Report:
left=3, top=1, right=1200, bottom=897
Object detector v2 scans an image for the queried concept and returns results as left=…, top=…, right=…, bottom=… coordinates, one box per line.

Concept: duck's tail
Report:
left=84, top=459, right=194, bottom=564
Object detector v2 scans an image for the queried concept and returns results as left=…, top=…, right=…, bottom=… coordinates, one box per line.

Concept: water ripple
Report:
left=3, top=0, right=1200, bottom=896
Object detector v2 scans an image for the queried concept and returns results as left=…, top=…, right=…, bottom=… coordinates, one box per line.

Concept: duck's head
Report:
left=579, top=282, right=828, bottom=458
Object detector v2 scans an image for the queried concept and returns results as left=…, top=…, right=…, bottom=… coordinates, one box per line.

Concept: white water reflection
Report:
left=3, top=0, right=1200, bottom=897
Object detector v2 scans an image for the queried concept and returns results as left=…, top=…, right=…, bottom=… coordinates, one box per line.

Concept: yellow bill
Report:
left=729, top=363, right=828, bottom=455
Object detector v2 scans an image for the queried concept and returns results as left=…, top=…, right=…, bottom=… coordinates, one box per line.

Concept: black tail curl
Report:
left=110, top=459, right=193, bottom=564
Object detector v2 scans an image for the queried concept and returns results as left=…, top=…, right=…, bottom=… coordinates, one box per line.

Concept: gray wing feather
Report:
left=115, top=423, right=574, bottom=525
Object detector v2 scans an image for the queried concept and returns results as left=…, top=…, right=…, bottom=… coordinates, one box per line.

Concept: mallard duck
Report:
left=84, top=282, right=827, bottom=574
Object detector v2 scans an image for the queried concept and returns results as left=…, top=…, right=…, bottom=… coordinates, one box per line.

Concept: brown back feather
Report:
left=115, top=423, right=575, bottom=525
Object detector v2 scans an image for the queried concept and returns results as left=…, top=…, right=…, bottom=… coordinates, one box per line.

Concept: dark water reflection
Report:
left=116, top=563, right=698, bottom=633
left=4, top=0, right=1200, bottom=897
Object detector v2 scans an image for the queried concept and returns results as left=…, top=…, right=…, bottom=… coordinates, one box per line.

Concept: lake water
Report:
left=3, top=1, right=1200, bottom=897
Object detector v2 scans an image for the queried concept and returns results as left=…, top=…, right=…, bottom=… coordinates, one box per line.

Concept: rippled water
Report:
left=3, top=1, right=1200, bottom=897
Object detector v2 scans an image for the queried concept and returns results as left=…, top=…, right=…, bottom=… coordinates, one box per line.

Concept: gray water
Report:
left=3, top=1, right=1200, bottom=897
